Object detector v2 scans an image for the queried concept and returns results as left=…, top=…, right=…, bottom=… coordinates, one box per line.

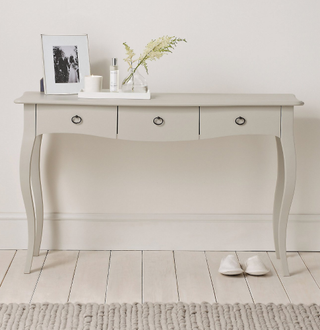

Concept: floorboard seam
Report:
left=204, top=251, right=218, bottom=303
left=235, top=252, right=255, bottom=303
left=104, top=251, right=112, bottom=304
left=267, top=252, right=291, bottom=303
left=30, top=250, right=49, bottom=304
left=172, top=251, right=180, bottom=302
left=141, top=251, right=144, bottom=303
left=298, top=252, right=320, bottom=290
left=67, top=251, right=80, bottom=302
left=0, top=250, right=17, bottom=287
left=104, top=250, right=113, bottom=303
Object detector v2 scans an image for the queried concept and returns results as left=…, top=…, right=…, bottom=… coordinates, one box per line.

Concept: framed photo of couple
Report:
left=41, top=34, right=90, bottom=94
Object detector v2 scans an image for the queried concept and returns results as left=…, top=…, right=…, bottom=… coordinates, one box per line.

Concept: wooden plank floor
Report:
left=1, top=250, right=320, bottom=304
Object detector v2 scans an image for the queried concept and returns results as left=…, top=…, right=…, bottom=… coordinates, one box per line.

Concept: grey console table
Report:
left=15, top=92, right=304, bottom=275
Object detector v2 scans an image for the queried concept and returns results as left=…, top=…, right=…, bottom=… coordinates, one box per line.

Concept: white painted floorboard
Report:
left=174, top=251, right=215, bottom=303
left=69, top=251, right=110, bottom=304
left=106, top=251, right=141, bottom=304
left=143, top=251, right=178, bottom=303
left=32, top=250, right=79, bottom=303
left=1, top=250, right=320, bottom=304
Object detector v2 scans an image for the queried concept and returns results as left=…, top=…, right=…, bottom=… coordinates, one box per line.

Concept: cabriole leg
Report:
left=31, top=135, right=43, bottom=256
left=278, top=107, right=296, bottom=277
left=273, top=136, right=284, bottom=259
left=20, top=105, right=36, bottom=274
left=20, top=136, right=36, bottom=273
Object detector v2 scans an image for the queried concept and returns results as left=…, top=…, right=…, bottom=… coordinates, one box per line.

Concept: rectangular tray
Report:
left=78, top=89, right=151, bottom=100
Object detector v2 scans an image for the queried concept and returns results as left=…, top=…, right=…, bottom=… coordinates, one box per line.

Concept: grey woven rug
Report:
left=1, top=302, right=320, bottom=330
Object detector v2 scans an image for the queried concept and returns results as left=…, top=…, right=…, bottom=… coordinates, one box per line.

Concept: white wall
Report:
left=1, top=0, right=319, bottom=249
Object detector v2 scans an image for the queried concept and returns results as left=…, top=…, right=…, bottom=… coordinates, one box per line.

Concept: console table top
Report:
left=15, top=92, right=304, bottom=107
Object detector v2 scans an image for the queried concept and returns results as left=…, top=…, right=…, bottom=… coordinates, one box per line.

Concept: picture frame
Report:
left=41, top=34, right=91, bottom=94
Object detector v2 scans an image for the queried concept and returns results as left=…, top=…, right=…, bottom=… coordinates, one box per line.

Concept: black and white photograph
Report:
left=53, top=46, right=79, bottom=83
left=41, top=35, right=90, bottom=94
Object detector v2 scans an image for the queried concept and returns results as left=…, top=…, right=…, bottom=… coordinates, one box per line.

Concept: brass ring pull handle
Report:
left=153, top=116, right=164, bottom=126
left=235, top=116, right=246, bottom=125
left=71, top=115, right=83, bottom=125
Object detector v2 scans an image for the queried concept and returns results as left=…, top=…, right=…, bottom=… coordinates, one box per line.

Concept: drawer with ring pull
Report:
left=37, top=105, right=117, bottom=138
left=200, top=106, right=280, bottom=139
left=118, top=106, right=199, bottom=141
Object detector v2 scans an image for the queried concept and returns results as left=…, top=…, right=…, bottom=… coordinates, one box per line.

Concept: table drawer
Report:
left=37, top=105, right=117, bottom=138
left=200, top=106, right=280, bottom=139
left=118, top=106, right=199, bottom=141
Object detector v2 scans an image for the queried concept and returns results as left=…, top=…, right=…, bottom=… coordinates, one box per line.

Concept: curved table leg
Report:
left=20, top=105, right=37, bottom=274
left=278, top=107, right=296, bottom=277
left=31, top=135, right=43, bottom=257
left=273, top=136, right=284, bottom=259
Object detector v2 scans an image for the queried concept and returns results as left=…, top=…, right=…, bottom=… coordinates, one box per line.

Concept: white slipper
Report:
left=218, top=254, right=243, bottom=275
left=244, top=256, right=270, bottom=276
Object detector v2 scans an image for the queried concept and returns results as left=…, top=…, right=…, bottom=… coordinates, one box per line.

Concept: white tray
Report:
left=78, top=89, right=151, bottom=100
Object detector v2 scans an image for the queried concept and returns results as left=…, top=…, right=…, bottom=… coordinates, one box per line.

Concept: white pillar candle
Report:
left=84, top=75, right=103, bottom=92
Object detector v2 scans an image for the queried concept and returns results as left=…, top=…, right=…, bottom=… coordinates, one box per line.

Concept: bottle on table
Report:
left=110, top=58, right=119, bottom=92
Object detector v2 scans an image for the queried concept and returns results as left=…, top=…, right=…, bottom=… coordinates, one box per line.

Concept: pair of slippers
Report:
left=218, top=255, right=270, bottom=276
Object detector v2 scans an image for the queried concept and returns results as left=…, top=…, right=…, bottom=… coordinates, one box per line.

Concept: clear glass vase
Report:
left=121, top=68, right=148, bottom=93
